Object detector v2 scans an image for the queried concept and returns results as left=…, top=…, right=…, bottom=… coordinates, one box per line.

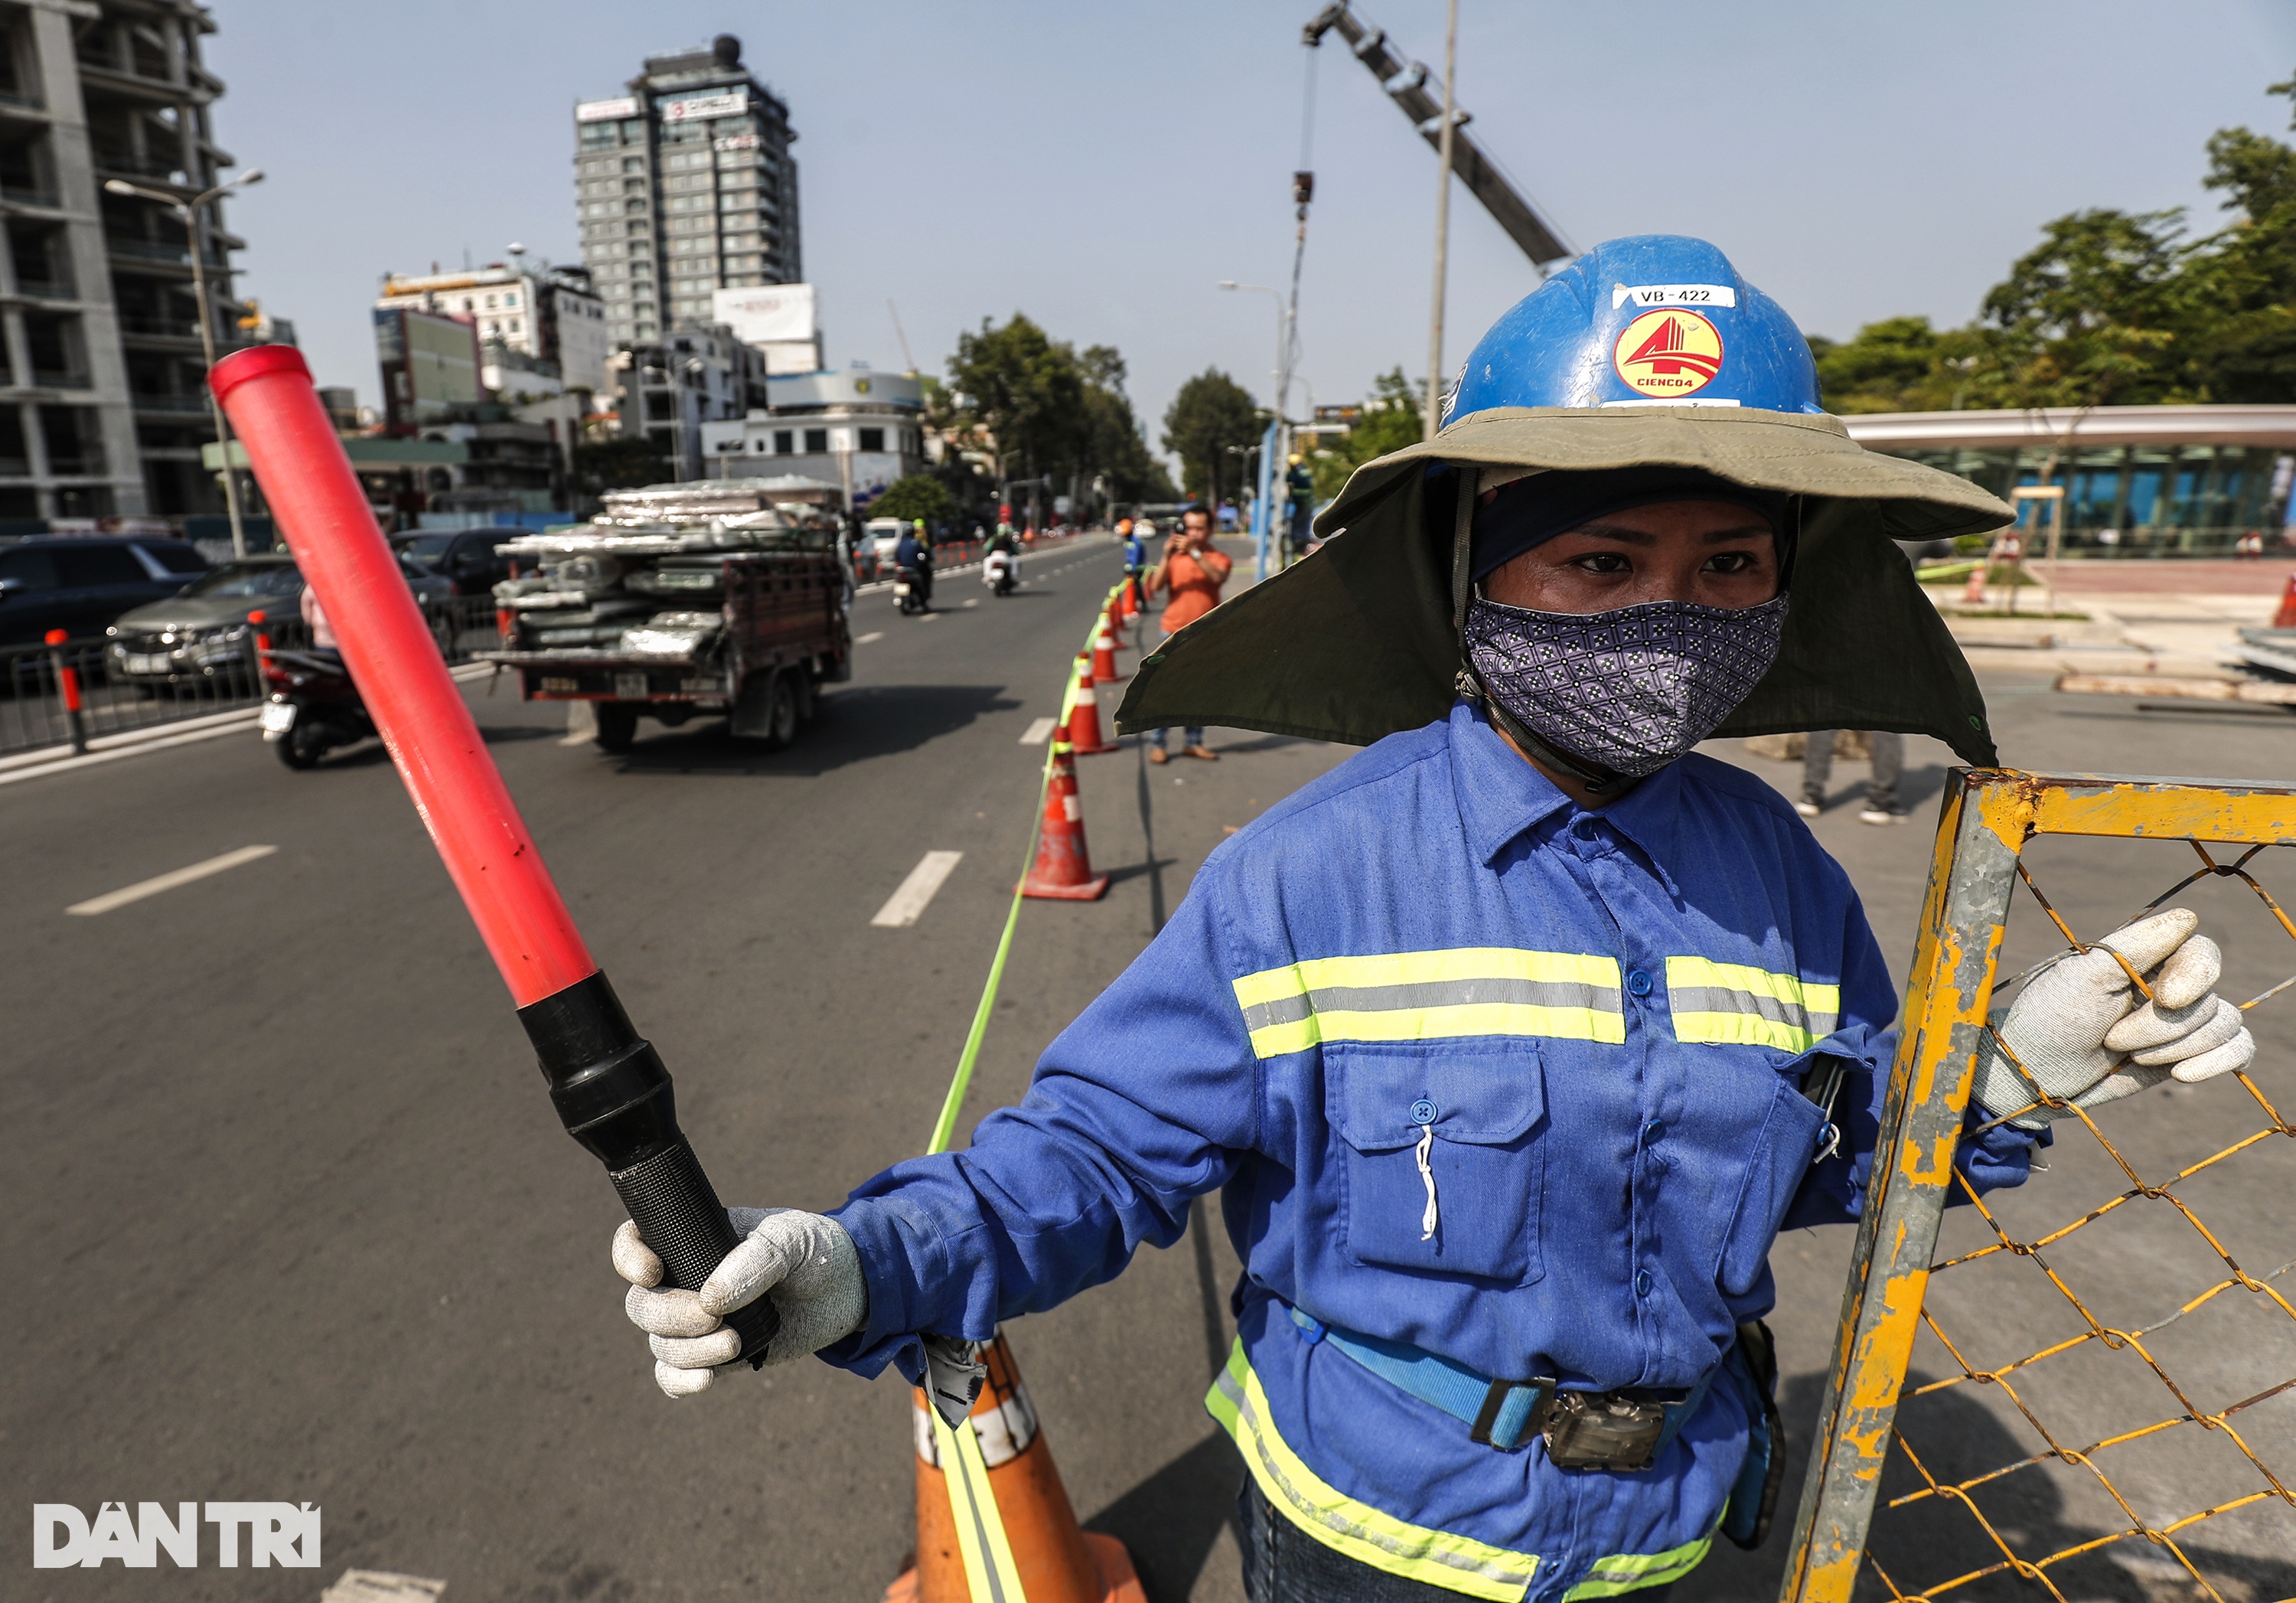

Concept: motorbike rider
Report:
left=603, top=237, right=2255, bottom=1601
left=892, top=520, right=932, bottom=609
left=984, top=521, right=1021, bottom=593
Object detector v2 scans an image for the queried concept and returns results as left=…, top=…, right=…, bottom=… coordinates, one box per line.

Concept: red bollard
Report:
left=44, top=628, right=86, bottom=754
left=246, top=607, right=272, bottom=693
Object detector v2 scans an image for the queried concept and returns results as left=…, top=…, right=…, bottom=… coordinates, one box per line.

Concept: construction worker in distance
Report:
left=1283, top=450, right=1316, bottom=566
left=605, top=238, right=2256, bottom=1601
left=1120, top=515, right=1146, bottom=611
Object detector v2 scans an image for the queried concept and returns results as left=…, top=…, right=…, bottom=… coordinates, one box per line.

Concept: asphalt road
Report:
left=8, top=541, right=2296, bottom=1603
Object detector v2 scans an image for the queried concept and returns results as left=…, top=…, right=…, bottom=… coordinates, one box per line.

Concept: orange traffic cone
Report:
left=885, top=1334, right=1143, bottom=1603
left=1119, top=576, right=1141, bottom=623
left=1091, top=611, right=1121, bottom=684
left=1022, top=742, right=1110, bottom=900
left=1065, top=654, right=1117, bottom=755
left=2275, top=570, right=2296, bottom=629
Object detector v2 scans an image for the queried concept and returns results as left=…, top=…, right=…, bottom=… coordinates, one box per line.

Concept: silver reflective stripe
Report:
left=1238, top=977, right=1620, bottom=1037
left=1667, top=985, right=1828, bottom=1033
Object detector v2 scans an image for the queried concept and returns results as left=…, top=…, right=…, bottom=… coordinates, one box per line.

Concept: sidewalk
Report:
left=1929, top=558, right=2289, bottom=681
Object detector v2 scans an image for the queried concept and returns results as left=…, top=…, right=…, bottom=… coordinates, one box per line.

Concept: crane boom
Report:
left=1302, top=3, right=1570, bottom=268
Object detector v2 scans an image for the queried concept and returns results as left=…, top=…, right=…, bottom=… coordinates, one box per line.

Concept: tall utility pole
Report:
left=1422, top=0, right=1458, bottom=441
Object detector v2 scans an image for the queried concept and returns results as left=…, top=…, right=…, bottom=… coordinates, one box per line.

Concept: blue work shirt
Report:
left=894, top=534, right=928, bottom=570
left=824, top=701, right=2033, bottom=1599
left=1124, top=534, right=1145, bottom=569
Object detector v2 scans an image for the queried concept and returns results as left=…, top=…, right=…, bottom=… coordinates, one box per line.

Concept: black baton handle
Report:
left=520, top=971, right=778, bottom=1366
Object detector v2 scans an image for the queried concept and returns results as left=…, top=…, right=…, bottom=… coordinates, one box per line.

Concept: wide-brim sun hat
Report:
left=1117, top=235, right=2013, bottom=766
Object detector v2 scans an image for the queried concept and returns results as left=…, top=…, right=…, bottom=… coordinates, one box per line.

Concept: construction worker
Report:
left=608, top=238, right=2255, bottom=1600
left=1283, top=451, right=1316, bottom=565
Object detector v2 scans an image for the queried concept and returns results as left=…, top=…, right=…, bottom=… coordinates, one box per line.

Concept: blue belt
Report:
left=1289, top=1305, right=1717, bottom=1460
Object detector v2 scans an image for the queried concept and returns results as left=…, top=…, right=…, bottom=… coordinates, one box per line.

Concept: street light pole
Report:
left=1424, top=0, right=1459, bottom=442
left=1220, top=280, right=1294, bottom=582
left=106, top=168, right=264, bottom=557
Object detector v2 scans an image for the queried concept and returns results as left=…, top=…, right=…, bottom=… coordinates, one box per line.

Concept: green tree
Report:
left=2183, top=73, right=2296, bottom=400
left=1075, top=344, right=1179, bottom=504
left=1161, top=368, right=1262, bottom=508
left=572, top=436, right=667, bottom=492
left=869, top=474, right=957, bottom=527
left=946, top=314, right=1087, bottom=491
left=1968, top=207, right=2192, bottom=410
left=1309, top=368, right=1425, bottom=501
left=1810, top=317, right=1983, bottom=413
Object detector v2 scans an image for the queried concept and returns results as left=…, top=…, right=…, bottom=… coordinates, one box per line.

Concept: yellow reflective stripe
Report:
left=1232, top=948, right=1626, bottom=1058
left=1665, top=956, right=1840, bottom=1051
left=1207, top=1340, right=1538, bottom=1601
left=1668, top=1012, right=1821, bottom=1052
left=1558, top=1520, right=1717, bottom=1599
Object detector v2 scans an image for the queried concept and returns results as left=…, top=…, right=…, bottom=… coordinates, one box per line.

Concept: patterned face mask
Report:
left=1464, top=594, right=1789, bottom=779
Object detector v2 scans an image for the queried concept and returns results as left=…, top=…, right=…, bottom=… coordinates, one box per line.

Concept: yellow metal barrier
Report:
left=1782, top=769, right=2296, bottom=1601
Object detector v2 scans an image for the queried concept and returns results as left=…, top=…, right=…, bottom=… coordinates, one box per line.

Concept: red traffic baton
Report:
left=210, top=345, right=776, bottom=1366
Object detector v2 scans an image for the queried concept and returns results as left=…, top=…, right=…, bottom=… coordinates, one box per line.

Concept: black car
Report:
left=0, top=535, right=209, bottom=647
left=391, top=528, right=524, bottom=595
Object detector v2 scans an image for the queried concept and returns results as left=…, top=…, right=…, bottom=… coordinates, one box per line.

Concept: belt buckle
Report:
left=1542, top=1390, right=1672, bottom=1472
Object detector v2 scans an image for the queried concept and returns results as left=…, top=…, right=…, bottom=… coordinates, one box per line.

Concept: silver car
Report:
left=106, top=553, right=455, bottom=687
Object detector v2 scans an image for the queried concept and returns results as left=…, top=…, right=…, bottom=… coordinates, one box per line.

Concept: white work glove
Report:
left=1973, top=907, right=2255, bottom=1130
left=613, top=1207, right=867, bottom=1397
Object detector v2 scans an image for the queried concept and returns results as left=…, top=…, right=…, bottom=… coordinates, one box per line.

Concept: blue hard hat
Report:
left=1446, top=235, right=1822, bottom=420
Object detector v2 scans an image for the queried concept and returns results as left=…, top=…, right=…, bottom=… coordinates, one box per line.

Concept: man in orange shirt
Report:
left=1146, top=506, right=1231, bottom=763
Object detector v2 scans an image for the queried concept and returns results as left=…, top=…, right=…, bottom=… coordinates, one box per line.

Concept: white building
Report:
left=700, top=367, right=927, bottom=509
left=376, top=260, right=612, bottom=397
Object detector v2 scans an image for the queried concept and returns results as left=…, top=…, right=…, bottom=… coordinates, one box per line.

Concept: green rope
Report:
left=925, top=741, right=1055, bottom=1157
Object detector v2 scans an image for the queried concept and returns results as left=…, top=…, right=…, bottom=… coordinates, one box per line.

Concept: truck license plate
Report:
left=614, top=672, right=647, bottom=698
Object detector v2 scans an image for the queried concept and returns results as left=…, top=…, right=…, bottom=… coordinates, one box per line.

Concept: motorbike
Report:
left=894, top=563, right=931, bottom=615
left=258, top=645, right=376, bottom=769
left=983, top=548, right=1018, bottom=597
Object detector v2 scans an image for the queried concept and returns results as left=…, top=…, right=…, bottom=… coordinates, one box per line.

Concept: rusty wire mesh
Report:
left=1857, top=841, right=2296, bottom=1601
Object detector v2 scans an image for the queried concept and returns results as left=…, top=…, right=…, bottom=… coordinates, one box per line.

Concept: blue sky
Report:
left=210, top=1, right=2294, bottom=456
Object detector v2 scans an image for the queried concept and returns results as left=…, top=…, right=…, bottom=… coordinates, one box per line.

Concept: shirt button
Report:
left=1635, top=1268, right=1654, bottom=1298
left=1410, top=1099, right=1437, bottom=1125
left=1642, top=1119, right=1665, bottom=1147
left=1626, top=969, right=1652, bottom=997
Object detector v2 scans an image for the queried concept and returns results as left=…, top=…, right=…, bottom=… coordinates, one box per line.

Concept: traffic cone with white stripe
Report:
left=2275, top=570, right=2296, bottom=628
left=1022, top=741, right=1110, bottom=901
left=1065, top=653, right=1117, bottom=755
left=1091, top=599, right=1123, bottom=684
left=885, top=1334, right=1143, bottom=1603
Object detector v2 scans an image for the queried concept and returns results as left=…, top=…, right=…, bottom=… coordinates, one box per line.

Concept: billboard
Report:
left=575, top=96, right=638, bottom=122
left=712, top=283, right=816, bottom=345
left=661, top=91, right=746, bottom=122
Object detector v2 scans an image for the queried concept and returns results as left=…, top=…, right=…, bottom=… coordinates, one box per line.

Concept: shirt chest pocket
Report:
left=1714, top=1069, right=1828, bottom=1298
left=1327, top=1041, right=1548, bottom=1285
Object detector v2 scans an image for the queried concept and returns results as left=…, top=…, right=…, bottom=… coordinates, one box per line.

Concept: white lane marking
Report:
left=871, top=850, right=963, bottom=927
left=321, top=1572, right=448, bottom=1603
left=856, top=631, right=885, bottom=645
left=67, top=844, right=279, bottom=916
left=917, top=612, right=940, bottom=623
left=1019, top=717, right=1057, bottom=746
left=964, top=598, right=980, bottom=608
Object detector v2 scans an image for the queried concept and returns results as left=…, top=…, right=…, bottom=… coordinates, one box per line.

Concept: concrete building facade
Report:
left=700, top=367, right=927, bottom=511
left=375, top=258, right=611, bottom=396
left=610, top=322, right=768, bottom=481
left=572, top=33, right=800, bottom=349
left=0, top=0, right=251, bottom=521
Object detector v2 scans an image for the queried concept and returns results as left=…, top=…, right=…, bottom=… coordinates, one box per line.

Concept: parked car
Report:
left=0, top=535, right=208, bottom=647
left=864, top=516, right=908, bottom=570
left=105, top=552, right=455, bottom=687
left=391, top=528, right=525, bottom=595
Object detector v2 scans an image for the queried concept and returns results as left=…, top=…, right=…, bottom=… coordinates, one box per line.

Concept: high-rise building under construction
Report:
left=572, top=34, right=800, bottom=351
